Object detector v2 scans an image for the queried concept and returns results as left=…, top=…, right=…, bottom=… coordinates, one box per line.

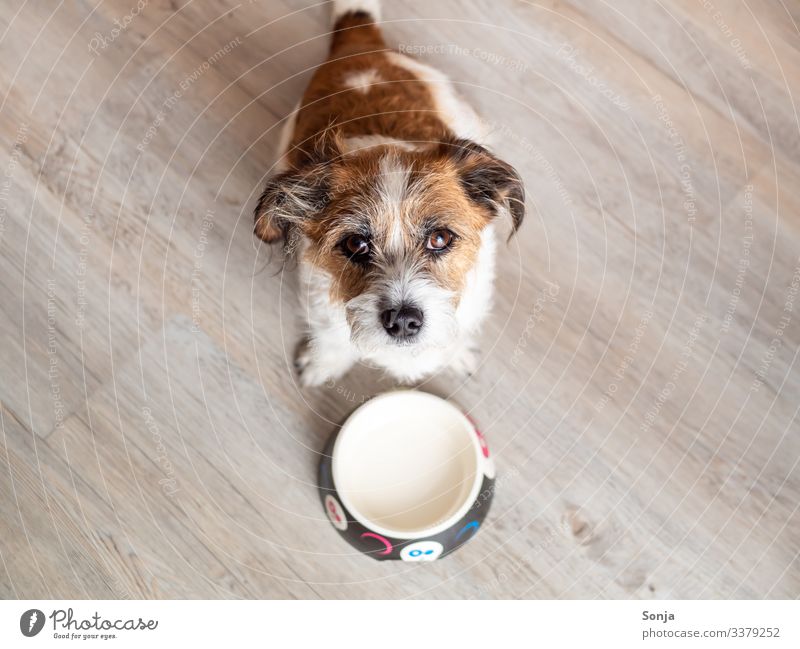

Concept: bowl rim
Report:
left=331, top=389, right=485, bottom=540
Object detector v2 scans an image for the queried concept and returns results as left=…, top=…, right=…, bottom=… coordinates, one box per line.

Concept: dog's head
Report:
left=254, top=135, right=524, bottom=356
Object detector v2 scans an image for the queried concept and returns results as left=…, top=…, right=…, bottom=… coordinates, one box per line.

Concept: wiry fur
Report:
left=254, top=0, right=524, bottom=386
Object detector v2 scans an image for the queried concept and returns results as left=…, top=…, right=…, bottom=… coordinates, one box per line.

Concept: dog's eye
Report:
left=342, top=234, right=370, bottom=260
left=426, top=229, right=454, bottom=252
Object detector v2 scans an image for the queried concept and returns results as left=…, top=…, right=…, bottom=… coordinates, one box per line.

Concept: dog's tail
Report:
left=330, top=0, right=385, bottom=55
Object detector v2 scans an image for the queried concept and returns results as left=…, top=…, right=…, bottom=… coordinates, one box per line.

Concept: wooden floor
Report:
left=1, top=0, right=799, bottom=599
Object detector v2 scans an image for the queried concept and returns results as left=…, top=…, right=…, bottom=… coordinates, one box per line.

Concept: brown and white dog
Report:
left=254, top=0, right=524, bottom=386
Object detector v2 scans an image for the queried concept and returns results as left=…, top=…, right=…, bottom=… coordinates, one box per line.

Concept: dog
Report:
left=254, top=0, right=525, bottom=386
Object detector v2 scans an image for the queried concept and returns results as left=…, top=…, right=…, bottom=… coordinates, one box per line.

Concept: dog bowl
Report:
left=318, top=390, right=496, bottom=561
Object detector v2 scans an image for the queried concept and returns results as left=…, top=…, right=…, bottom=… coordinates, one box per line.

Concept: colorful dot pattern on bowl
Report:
left=400, top=541, right=444, bottom=561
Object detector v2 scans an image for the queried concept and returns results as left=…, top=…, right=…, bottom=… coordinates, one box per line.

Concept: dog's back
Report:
left=286, top=0, right=487, bottom=168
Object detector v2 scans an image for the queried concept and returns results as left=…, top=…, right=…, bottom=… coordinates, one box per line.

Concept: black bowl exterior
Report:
left=317, top=416, right=496, bottom=561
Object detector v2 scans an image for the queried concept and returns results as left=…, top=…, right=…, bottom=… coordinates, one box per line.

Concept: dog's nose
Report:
left=381, top=305, right=424, bottom=339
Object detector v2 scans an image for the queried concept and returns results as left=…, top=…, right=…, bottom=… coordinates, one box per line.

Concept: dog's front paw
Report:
left=449, top=344, right=480, bottom=377
left=293, top=336, right=354, bottom=387
left=294, top=337, right=327, bottom=387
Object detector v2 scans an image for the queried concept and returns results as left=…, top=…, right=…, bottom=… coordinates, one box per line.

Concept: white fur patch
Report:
left=342, top=135, right=424, bottom=153
left=455, top=224, right=497, bottom=333
left=332, top=0, right=381, bottom=22
left=342, top=68, right=383, bottom=94
left=377, top=156, right=410, bottom=209
left=377, top=155, right=410, bottom=252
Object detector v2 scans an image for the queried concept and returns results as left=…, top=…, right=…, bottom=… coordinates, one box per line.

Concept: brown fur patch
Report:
left=330, top=12, right=386, bottom=56
left=286, top=34, right=453, bottom=168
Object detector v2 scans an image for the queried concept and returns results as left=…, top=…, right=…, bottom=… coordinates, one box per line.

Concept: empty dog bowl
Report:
left=318, top=390, right=496, bottom=561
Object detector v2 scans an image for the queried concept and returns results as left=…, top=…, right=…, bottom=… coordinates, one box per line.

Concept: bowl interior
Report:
left=333, top=391, right=481, bottom=539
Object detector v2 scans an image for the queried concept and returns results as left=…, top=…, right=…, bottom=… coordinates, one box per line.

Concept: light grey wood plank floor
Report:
left=0, top=0, right=798, bottom=599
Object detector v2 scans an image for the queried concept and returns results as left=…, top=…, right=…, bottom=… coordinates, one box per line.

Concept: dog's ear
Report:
left=253, top=167, right=328, bottom=243
left=440, top=138, right=525, bottom=234
left=253, top=133, right=342, bottom=243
